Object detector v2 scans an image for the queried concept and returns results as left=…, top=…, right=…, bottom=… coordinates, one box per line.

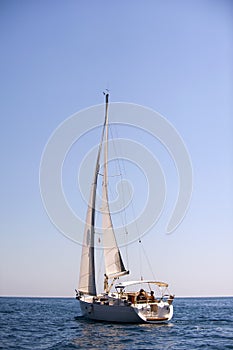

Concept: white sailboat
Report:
left=76, top=93, right=174, bottom=323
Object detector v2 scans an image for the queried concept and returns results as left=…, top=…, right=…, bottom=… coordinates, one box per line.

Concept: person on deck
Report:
left=136, top=289, right=147, bottom=302
left=148, top=290, right=155, bottom=302
left=104, top=274, right=109, bottom=293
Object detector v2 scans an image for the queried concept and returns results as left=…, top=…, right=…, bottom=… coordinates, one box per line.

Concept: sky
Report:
left=0, top=0, right=232, bottom=297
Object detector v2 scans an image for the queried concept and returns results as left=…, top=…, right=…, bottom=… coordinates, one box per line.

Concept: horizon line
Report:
left=1, top=294, right=233, bottom=299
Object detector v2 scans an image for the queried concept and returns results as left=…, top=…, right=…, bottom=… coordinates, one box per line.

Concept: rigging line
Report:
left=110, top=123, right=141, bottom=240
left=109, top=124, right=124, bottom=180
left=109, top=123, right=143, bottom=273
left=111, top=125, right=126, bottom=181
left=138, top=238, right=143, bottom=280
left=140, top=239, right=157, bottom=280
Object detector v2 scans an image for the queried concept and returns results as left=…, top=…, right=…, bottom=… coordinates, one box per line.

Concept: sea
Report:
left=0, top=297, right=232, bottom=349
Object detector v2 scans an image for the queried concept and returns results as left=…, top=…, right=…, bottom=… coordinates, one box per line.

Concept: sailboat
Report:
left=76, top=93, right=174, bottom=323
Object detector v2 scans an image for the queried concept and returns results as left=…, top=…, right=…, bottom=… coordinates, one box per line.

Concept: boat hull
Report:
left=79, top=299, right=141, bottom=323
left=79, top=299, right=173, bottom=324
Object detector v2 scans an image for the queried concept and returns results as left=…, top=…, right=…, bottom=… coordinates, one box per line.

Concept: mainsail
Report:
left=78, top=175, right=97, bottom=295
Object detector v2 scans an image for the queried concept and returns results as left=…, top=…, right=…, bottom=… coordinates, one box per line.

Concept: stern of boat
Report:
left=135, top=301, right=173, bottom=324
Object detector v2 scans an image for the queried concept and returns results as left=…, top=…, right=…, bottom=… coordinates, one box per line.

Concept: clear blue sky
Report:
left=1, top=0, right=232, bottom=297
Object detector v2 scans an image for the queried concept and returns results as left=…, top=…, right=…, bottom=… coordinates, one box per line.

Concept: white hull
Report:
left=79, top=296, right=173, bottom=324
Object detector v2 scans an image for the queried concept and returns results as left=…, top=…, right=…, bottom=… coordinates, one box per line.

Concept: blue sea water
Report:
left=0, top=297, right=232, bottom=349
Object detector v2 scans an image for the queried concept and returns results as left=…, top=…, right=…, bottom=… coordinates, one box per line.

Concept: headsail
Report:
left=102, top=93, right=129, bottom=278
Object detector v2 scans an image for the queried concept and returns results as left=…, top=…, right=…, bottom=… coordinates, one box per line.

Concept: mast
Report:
left=102, top=93, right=128, bottom=278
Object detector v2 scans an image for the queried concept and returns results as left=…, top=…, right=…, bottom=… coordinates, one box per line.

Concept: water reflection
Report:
left=72, top=316, right=174, bottom=349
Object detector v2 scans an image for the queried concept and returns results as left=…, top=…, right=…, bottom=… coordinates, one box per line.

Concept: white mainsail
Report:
left=102, top=94, right=128, bottom=278
left=78, top=175, right=97, bottom=295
